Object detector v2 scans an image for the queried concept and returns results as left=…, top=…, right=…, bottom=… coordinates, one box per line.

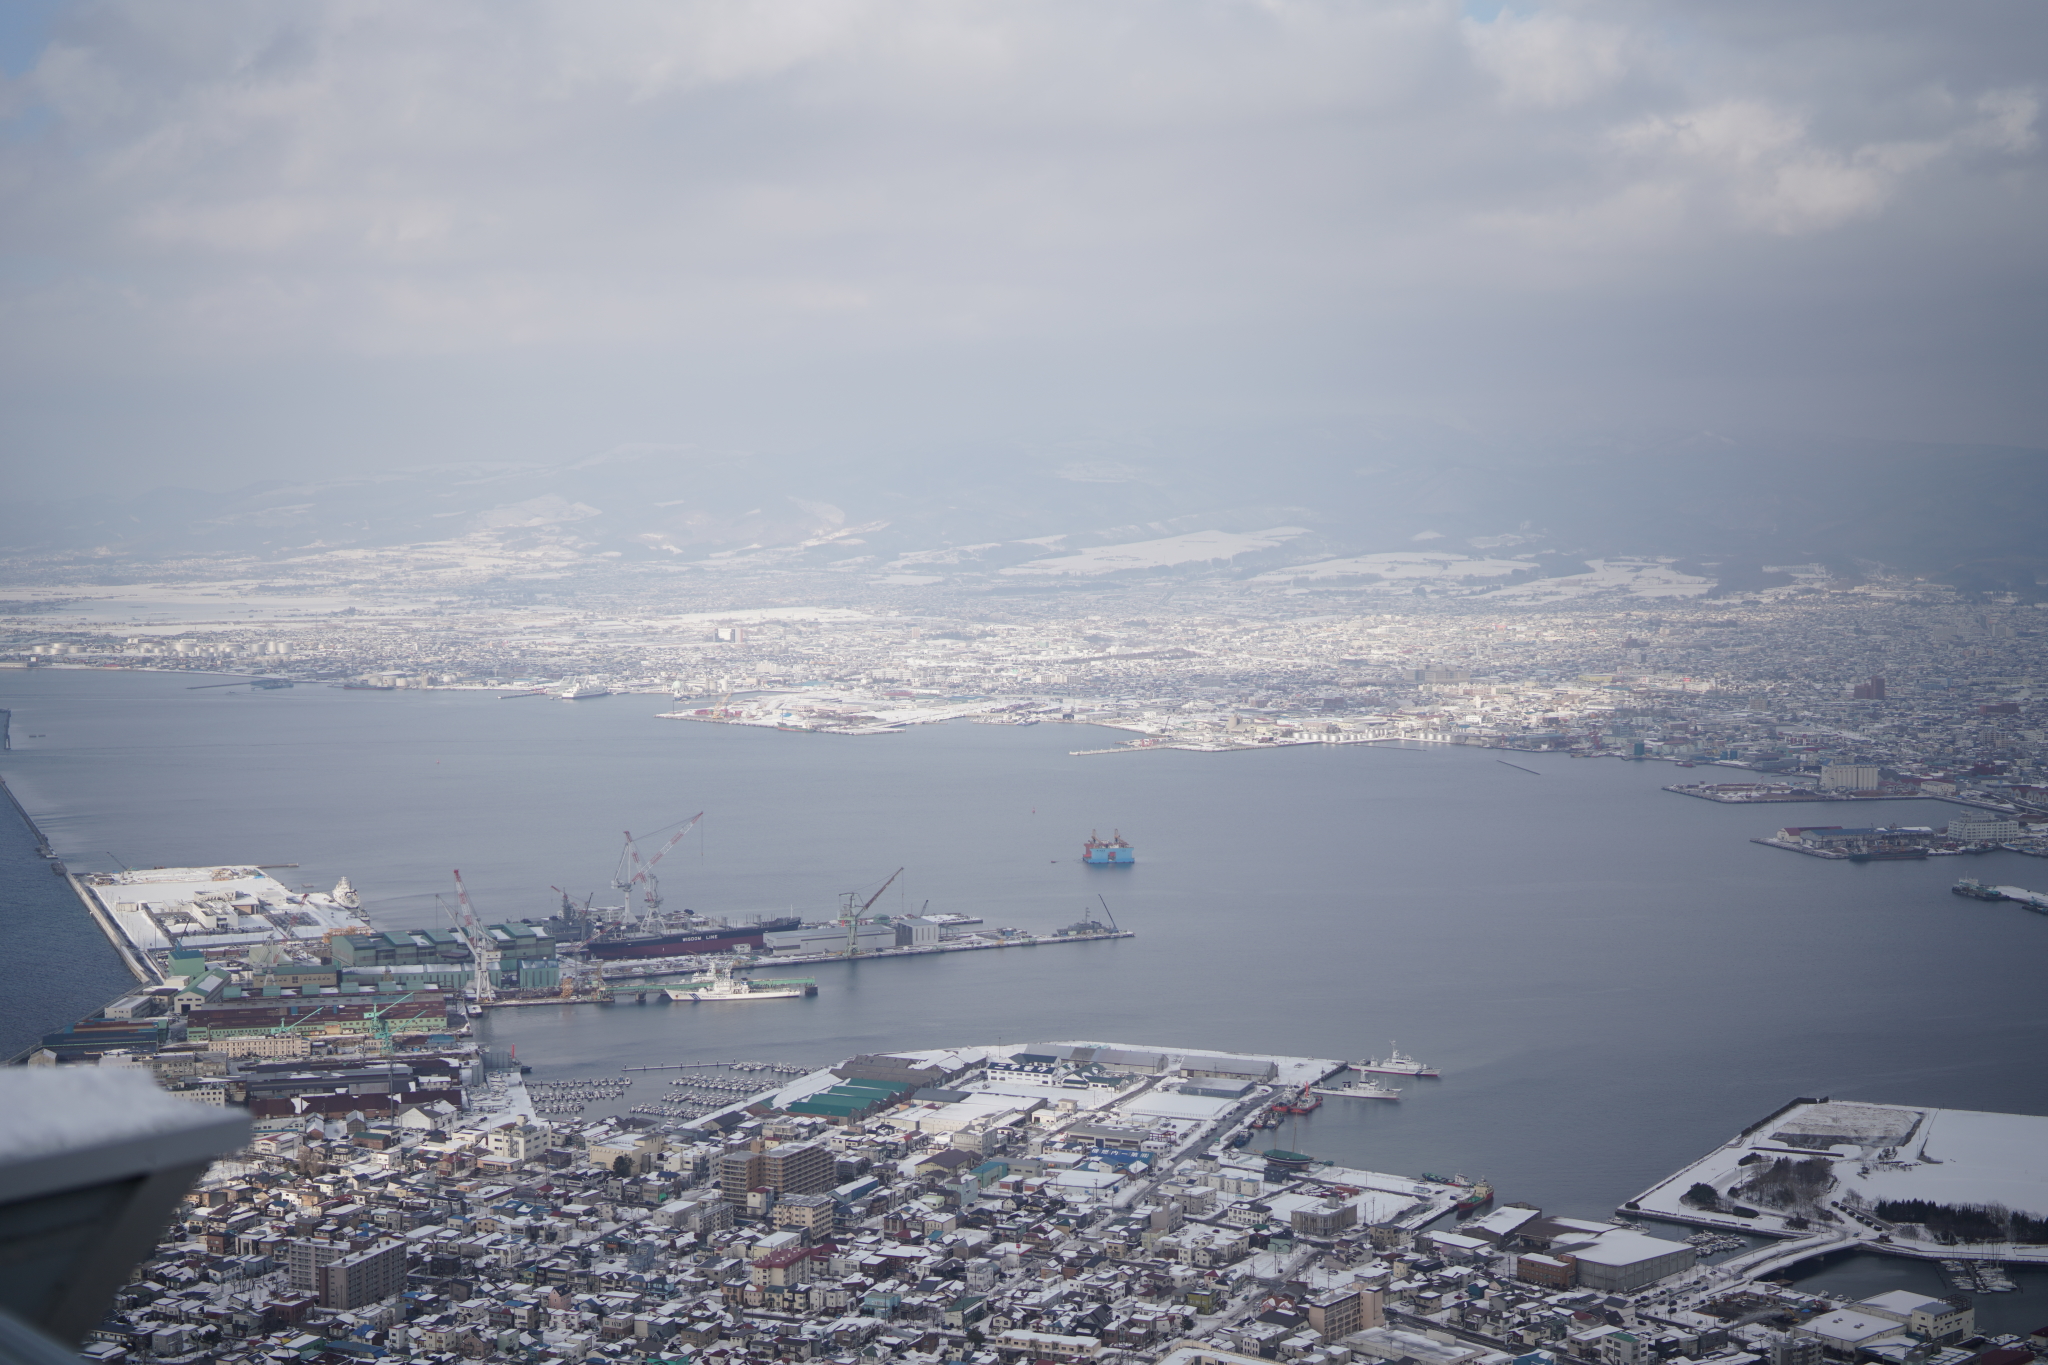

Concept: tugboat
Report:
left=1355, top=1043, right=1440, bottom=1077
left=1082, top=830, right=1135, bottom=866
left=1275, top=1085, right=1322, bottom=1114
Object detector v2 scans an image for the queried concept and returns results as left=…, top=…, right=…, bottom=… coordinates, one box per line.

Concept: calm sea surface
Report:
left=3, top=669, right=2044, bottom=1319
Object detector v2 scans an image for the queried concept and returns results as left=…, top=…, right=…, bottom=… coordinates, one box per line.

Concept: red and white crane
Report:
left=615, top=812, right=704, bottom=921
left=450, top=868, right=495, bottom=1004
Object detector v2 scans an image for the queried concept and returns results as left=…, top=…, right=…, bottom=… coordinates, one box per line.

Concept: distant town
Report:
left=5, top=552, right=2047, bottom=835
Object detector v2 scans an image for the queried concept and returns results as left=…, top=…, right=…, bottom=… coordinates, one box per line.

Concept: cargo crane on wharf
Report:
left=614, top=813, right=704, bottom=923
left=581, top=814, right=802, bottom=961
left=839, top=867, right=903, bottom=957
left=450, top=869, right=495, bottom=1011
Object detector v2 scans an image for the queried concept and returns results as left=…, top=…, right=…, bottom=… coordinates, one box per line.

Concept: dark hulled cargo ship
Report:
left=583, top=916, right=802, bottom=960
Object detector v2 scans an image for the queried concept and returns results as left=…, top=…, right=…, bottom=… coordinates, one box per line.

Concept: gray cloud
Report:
left=1, top=0, right=2043, bottom=495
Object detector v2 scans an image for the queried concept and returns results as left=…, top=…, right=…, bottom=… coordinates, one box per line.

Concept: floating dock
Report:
left=1953, top=879, right=2048, bottom=912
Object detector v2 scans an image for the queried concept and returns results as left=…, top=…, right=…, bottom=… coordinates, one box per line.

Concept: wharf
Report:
left=1, top=774, right=165, bottom=980
left=1749, top=837, right=1849, bottom=860
left=56, top=863, right=374, bottom=990
left=655, top=712, right=907, bottom=737
left=1961, top=882, right=2048, bottom=912
left=1668, top=782, right=2009, bottom=810
left=0, top=771, right=54, bottom=857
left=709, top=926, right=1132, bottom=970
left=494, top=928, right=1136, bottom=1008
left=69, top=869, right=162, bottom=983
left=1069, top=737, right=1379, bottom=756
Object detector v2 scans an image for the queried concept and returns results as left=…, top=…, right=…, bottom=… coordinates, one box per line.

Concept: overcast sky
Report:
left=2, top=1, right=2043, bottom=498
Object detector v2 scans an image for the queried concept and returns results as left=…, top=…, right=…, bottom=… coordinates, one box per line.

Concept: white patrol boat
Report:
left=1355, top=1043, right=1440, bottom=1077
left=663, top=957, right=812, bottom=1003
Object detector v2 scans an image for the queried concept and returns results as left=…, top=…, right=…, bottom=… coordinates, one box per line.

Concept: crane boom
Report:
left=615, top=813, right=706, bottom=922
left=450, top=869, right=481, bottom=928
left=842, top=867, right=904, bottom=958
left=640, top=812, right=703, bottom=877
left=621, top=813, right=703, bottom=887
left=450, top=869, right=495, bottom=1002
left=858, top=867, right=904, bottom=916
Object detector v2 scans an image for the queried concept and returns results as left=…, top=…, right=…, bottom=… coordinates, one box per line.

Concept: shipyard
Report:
left=34, top=848, right=1138, bottom=1031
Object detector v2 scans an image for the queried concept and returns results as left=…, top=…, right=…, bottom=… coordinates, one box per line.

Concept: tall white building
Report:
left=1819, top=764, right=1881, bottom=790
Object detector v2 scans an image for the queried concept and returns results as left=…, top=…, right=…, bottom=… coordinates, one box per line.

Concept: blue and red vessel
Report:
left=1083, top=830, right=1134, bottom=866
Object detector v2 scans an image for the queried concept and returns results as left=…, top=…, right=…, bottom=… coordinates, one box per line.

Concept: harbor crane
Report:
left=258, top=993, right=410, bottom=1055
left=450, top=869, right=495, bottom=1004
left=613, top=812, right=704, bottom=921
left=549, top=885, right=597, bottom=943
left=841, top=867, right=903, bottom=957
left=364, top=992, right=415, bottom=1053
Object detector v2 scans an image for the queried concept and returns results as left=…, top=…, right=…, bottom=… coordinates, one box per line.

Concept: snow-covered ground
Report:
left=1001, top=527, right=1309, bottom=576
left=1253, top=551, right=1529, bottom=585
left=83, top=865, right=371, bottom=960
left=657, top=685, right=1014, bottom=732
left=1481, top=558, right=1714, bottom=600
left=1629, top=1098, right=2048, bottom=1262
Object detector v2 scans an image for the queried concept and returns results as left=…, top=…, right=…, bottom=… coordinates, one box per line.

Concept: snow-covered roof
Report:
left=1465, top=1205, right=1543, bottom=1237
left=1569, top=1229, right=1692, bottom=1268
left=1120, top=1092, right=1235, bottom=1121
left=1802, top=1311, right=1906, bottom=1346
left=1858, top=1291, right=1952, bottom=1317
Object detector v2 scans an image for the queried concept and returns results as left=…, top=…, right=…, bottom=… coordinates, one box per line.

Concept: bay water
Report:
left=3, top=669, right=2043, bottom=1320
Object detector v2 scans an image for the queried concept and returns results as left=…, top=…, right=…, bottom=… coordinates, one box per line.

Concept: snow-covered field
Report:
left=1253, top=551, right=1529, bottom=584
left=1001, top=527, right=1309, bottom=576
left=1481, top=558, right=1714, bottom=600
left=1629, top=1098, right=2048, bottom=1260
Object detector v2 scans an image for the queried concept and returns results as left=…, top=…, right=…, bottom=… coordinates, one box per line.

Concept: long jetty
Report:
left=0, top=770, right=52, bottom=858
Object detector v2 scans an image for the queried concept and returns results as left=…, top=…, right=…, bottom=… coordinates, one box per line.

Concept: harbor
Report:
left=6, top=666, right=2048, bottom=1293
left=41, top=842, right=1140, bottom=1026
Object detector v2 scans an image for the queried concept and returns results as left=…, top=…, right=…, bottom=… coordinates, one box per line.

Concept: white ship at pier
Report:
left=1355, top=1043, right=1440, bottom=1077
